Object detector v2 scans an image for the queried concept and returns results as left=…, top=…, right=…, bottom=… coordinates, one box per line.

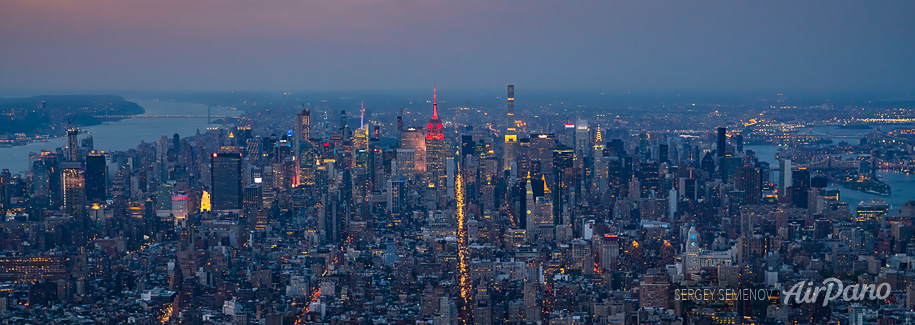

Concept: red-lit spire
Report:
left=432, top=86, right=438, bottom=119
left=426, top=85, right=444, bottom=140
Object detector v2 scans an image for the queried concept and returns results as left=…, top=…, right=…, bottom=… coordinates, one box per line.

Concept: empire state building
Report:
left=425, top=87, right=448, bottom=206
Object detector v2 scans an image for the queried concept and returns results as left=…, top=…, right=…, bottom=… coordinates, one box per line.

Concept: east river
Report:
left=748, top=124, right=915, bottom=210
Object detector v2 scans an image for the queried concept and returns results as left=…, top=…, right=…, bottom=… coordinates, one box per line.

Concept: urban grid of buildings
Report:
left=1, top=86, right=915, bottom=324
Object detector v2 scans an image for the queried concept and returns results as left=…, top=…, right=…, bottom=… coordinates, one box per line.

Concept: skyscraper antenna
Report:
left=432, top=85, right=438, bottom=119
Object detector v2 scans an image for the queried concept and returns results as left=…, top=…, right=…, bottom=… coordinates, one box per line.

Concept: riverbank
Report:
left=0, top=99, right=239, bottom=173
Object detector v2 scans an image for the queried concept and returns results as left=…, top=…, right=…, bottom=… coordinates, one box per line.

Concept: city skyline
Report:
left=2, top=1, right=915, bottom=324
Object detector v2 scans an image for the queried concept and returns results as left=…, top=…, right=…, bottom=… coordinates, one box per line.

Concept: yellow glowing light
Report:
left=200, top=191, right=211, bottom=212
left=456, top=166, right=471, bottom=323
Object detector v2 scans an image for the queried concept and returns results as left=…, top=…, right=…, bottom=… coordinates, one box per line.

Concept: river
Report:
left=0, top=99, right=239, bottom=173
left=747, top=124, right=915, bottom=210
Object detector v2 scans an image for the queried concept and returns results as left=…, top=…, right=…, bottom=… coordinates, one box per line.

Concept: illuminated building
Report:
left=856, top=200, right=888, bottom=222
left=295, top=109, right=313, bottom=186
left=243, top=184, right=263, bottom=211
left=67, top=127, right=79, bottom=162
left=425, top=87, right=448, bottom=204
left=517, top=137, right=530, bottom=178
left=529, top=133, right=554, bottom=184
left=395, top=149, right=416, bottom=182
left=0, top=255, right=68, bottom=282
left=638, top=162, right=660, bottom=198
left=200, top=190, right=211, bottom=212
left=171, top=191, right=189, bottom=223
left=506, top=84, right=515, bottom=132
left=638, top=271, right=670, bottom=309
left=525, top=176, right=554, bottom=243
left=295, top=109, right=311, bottom=147
left=684, top=226, right=700, bottom=275
left=504, top=134, right=517, bottom=172
left=574, top=119, right=589, bottom=157
left=401, top=127, right=426, bottom=174
left=353, top=109, right=369, bottom=171
left=387, top=179, right=408, bottom=217
left=211, top=152, right=242, bottom=210
left=62, top=163, right=86, bottom=217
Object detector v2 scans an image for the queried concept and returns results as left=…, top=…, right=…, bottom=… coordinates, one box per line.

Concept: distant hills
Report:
left=0, top=95, right=144, bottom=136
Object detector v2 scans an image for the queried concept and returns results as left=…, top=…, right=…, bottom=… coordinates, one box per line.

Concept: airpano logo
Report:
left=783, top=278, right=891, bottom=306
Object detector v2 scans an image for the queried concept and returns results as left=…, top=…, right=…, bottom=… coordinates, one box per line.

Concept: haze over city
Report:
left=1, top=0, right=914, bottom=93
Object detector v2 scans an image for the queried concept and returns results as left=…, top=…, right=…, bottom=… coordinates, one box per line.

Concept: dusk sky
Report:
left=1, top=0, right=913, bottom=93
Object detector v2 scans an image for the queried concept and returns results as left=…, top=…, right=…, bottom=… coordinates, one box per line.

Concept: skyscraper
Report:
left=779, top=158, right=792, bottom=197
left=506, top=84, right=515, bottom=132
left=243, top=184, right=264, bottom=221
left=295, top=109, right=311, bottom=145
left=575, top=119, right=589, bottom=156
left=67, top=127, right=79, bottom=162
left=211, top=153, right=242, bottom=210
left=401, top=127, right=426, bottom=174
left=84, top=153, right=106, bottom=202
left=639, top=162, right=660, bottom=198
left=529, top=134, right=555, bottom=182
left=791, top=169, right=811, bottom=208
left=717, top=126, right=727, bottom=158
left=62, top=164, right=86, bottom=217
left=0, top=169, right=10, bottom=214
left=425, top=87, right=448, bottom=203
left=684, top=226, right=700, bottom=275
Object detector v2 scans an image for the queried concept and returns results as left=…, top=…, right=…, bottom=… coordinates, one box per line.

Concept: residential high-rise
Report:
left=506, top=84, right=515, bottom=132
left=85, top=153, right=106, bottom=202
left=425, top=87, right=448, bottom=203
left=211, top=153, right=242, bottom=210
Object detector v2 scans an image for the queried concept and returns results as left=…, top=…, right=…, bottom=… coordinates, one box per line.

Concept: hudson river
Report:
left=0, top=99, right=238, bottom=173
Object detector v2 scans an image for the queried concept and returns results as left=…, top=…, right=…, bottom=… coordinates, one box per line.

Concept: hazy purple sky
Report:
left=1, top=0, right=913, bottom=93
